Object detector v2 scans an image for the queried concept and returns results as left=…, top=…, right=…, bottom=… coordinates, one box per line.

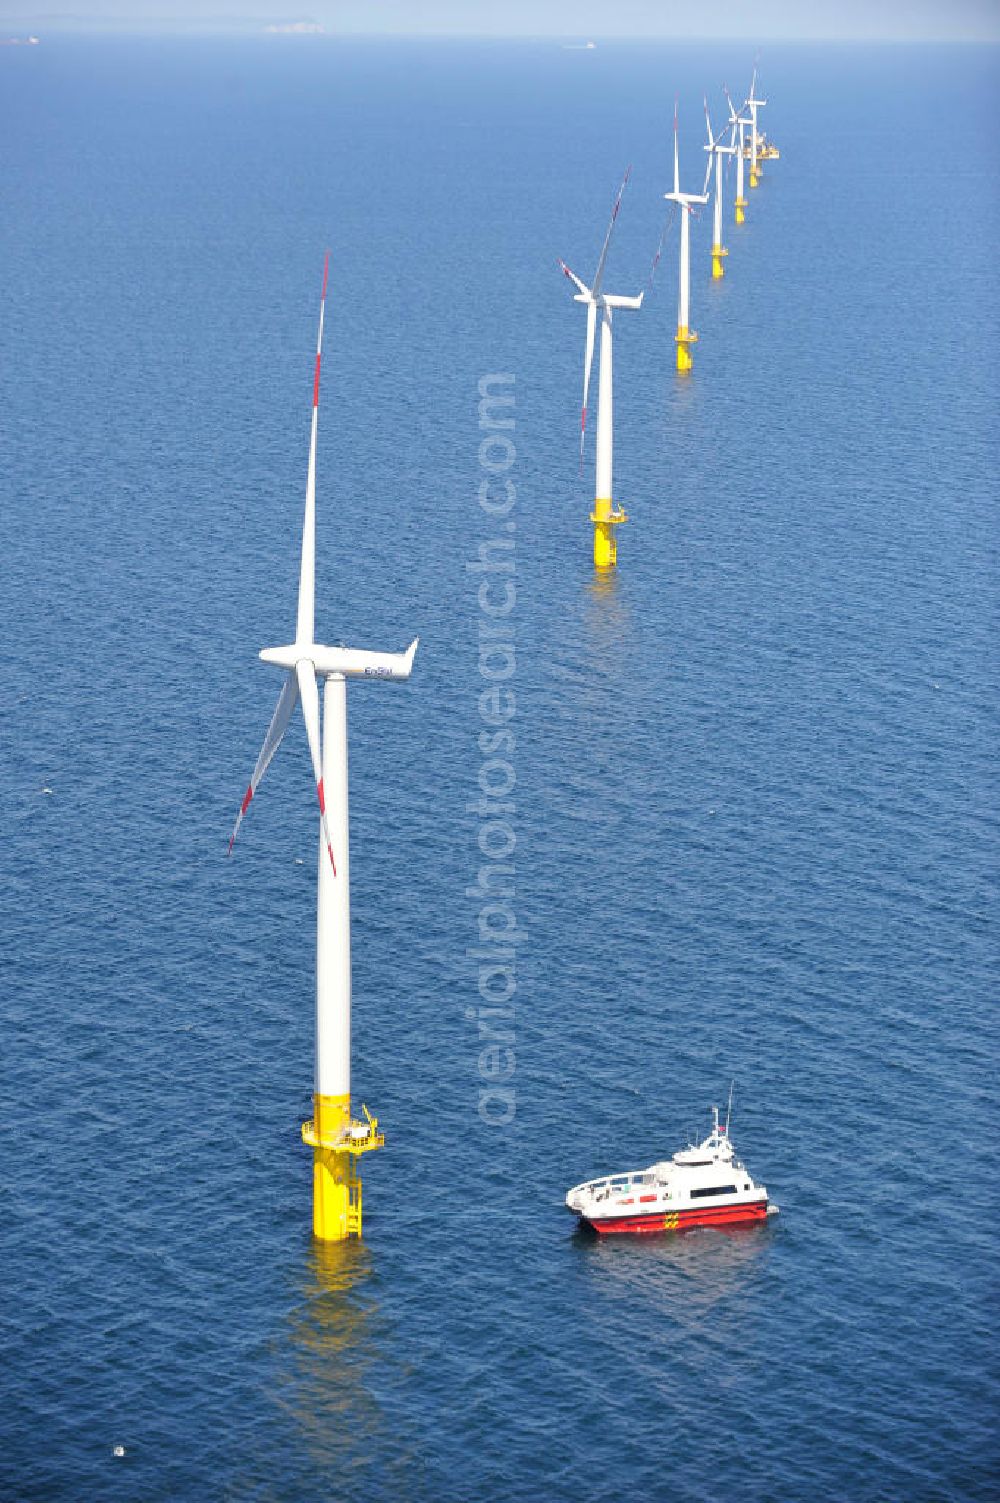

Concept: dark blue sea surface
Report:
left=1, top=34, right=997, bottom=1502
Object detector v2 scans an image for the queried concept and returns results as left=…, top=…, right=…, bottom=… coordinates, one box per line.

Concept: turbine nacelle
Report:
left=664, top=190, right=708, bottom=210
left=260, top=639, right=419, bottom=681
left=570, top=290, right=644, bottom=310
left=604, top=291, right=643, bottom=310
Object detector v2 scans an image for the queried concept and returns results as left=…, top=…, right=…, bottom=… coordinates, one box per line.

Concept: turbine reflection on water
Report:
left=278, top=1241, right=387, bottom=1480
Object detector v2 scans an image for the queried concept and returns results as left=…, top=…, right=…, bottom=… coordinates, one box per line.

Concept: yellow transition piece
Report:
left=303, top=1092, right=385, bottom=1241
left=675, top=325, right=697, bottom=373
left=590, top=497, right=627, bottom=569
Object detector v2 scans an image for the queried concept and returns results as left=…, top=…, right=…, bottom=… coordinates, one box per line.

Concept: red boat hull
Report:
left=585, top=1197, right=769, bottom=1236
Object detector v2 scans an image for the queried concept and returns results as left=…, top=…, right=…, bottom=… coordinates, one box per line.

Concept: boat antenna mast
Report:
left=725, top=1079, right=735, bottom=1136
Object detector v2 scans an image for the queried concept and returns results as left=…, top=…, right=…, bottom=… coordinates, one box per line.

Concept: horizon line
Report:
left=5, top=27, right=999, bottom=42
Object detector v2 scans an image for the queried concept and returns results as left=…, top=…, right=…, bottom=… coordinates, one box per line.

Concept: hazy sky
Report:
left=2, top=0, right=999, bottom=39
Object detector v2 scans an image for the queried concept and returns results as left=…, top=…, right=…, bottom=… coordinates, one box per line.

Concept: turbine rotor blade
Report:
left=296, top=251, right=330, bottom=647
left=228, top=672, right=299, bottom=854
left=592, top=164, right=631, bottom=299
left=648, top=205, right=677, bottom=289
left=725, top=87, right=749, bottom=130
left=580, top=298, right=597, bottom=469
left=673, top=99, right=680, bottom=195
left=558, top=258, right=589, bottom=297
left=296, top=658, right=337, bottom=876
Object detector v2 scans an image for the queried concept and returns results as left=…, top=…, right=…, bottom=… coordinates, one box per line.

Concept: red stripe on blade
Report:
left=317, top=778, right=326, bottom=814
left=240, top=786, right=254, bottom=814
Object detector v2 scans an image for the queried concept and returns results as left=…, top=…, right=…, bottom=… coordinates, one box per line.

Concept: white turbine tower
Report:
left=664, top=104, right=708, bottom=373
left=703, top=96, right=737, bottom=279
left=229, top=253, right=418, bottom=1242
left=725, top=86, right=753, bottom=224
left=558, top=166, right=643, bottom=570
left=746, top=67, right=767, bottom=188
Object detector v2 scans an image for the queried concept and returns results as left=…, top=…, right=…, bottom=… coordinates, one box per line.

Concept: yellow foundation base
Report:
left=312, top=1143, right=361, bottom=1240
left=303, top=1093, right=384, bottom=1241
left=675, top=325, right=697, bottom=373
left=711, top=245, right=728, bottom=279
left=750, top=170, right=760, bottom=188
left=735, top=198, right=747, bottom=225
left=590, top=499, right=628, bottom=569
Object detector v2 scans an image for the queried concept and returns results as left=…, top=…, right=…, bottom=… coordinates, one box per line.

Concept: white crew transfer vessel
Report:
left=566, top=1105, right=779, bottom=1236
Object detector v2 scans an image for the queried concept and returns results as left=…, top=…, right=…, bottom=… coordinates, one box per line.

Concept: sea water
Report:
left=1, top=35, right=997, bottom=1501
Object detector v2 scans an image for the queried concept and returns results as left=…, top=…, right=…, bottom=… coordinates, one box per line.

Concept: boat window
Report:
left=610, top=1177, right=629, bottom=1186
left=689, top=1184, right=739, bottom=1199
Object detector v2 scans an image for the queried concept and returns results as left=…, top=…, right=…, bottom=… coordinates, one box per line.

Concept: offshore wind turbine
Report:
left=558, top=167, right=643, bottom=570
left=746, top=68, right=767, bottom=188
left=664, top=105, right=708, bottom=373
left=703, top=96, right=737, bottom=278
left=725, top=86, right=753, bottom=224
left=229, top=254, right=418, bottom=1242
